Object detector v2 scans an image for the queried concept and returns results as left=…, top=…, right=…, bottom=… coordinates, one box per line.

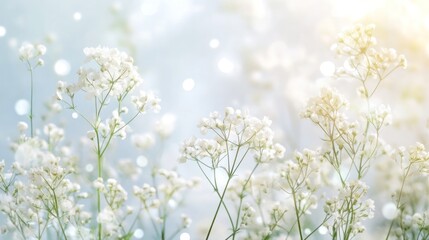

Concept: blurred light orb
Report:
left=209, top=38, right=220, bottom=49
left=304, top=228, right=311, bottom=235
left=141, top=0, right=159, bottom=16
left=218, top=58, right=234, bottom=74
left=134, top=229, right=144, bottom=239
left=85, top=164, right=94, bottom=172
left=0, top=26, right=6, bottom=37
left=54, top=59, right=71, bottom=76
left=180, top=233, right=190, bottom=240
left=382, top=202, right=398, bottom=220
left=15, top=99, right=30, bottom=116
left=72, top=112, right=79, bottom=119
left=320, top=61, right=335, bottom=77
left=73, top=12, right=82, bottom=21
left=182, top=78, right=195, bottom=91
left=318, top=225, right=328, bottom=235
left=136, top=155, right=148, bottom=168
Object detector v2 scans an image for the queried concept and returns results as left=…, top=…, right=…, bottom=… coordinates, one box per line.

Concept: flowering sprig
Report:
left=278, top=149, right=323, bottom=239
left=19, top=43, right=46, bottom=137
left=180, top=107, right=285, bottom=239
left=133, top=168, right=198, bottom=239
left=384, top=143, right=429, bottom=239
left=303, top=24, right=404, bottom=182
left=227, top=172, right=288, bottom=240
left=0, top=122, right=89, bottom=240
left=332, top=24, right=407, bottom=99
left=323, top=180, right=374, bottom=239
left=56, top=46, right=160, bottom=240
left=300, top=24, right=406, bottom=240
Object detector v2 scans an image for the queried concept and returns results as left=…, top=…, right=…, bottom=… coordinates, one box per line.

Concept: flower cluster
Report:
left=333, top=24, right=406, bottom=98
left=332, top=24, right=377, bottom=57
left=131, top=90, right=161, bottom=113
left=92, top=178, right=132, bottom=239
left=301, top=87, right=349, bottom=130
left=56, top=46, right=160, bottom=114
left=227, top=172, right=289, bottom=239
left=133, top=168, right=198, bottom=239
left=181, top=107, right=285, bottom=164
left=77, top=47, right=141, bottom=98
left=323, top=181, right=374, bottom=239
left=382, top=143, right=429, bottom=239
left=1, top=124, right=90, bottom=239
left=298, top=23, right=407, bottom=240
left=180, top=107, right=285, bottom=239
left=19, top=43, right=46, bottom=66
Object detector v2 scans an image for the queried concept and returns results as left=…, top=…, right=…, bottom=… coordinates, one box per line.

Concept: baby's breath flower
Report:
left=181, top=214, right=192, bottom=228
left=36, top=58, right=44, bottom=66
left=36, top=44, right=46, bottom=55
left=43, top=123, right=64, bottom=145
left=19, top=43, right=46, bottom=62
left=17, top=122, right=28, bottom=132
left=86, top=130, right=96, bottom=140
left=131, top=133, right=155, bottom=149
left=181, top=107, right=285, bottom=165
left=301, top=87, right=348, bottom=128
left=367, top=104, right=392, bottom=129
left=131, top=90, right=161, bottom=113
left=97, top=208, right=119, bottom=237
left=241, top=203, right=255, bottom=227
left=93, top=178, right=105, bottom=191
left=332, top=24, right=377, bottom=57
left=155, top=113, right=177, bottom=138
left=105, top=178, right=127, bottom=210
left=324, top=181, right=374, bottom=238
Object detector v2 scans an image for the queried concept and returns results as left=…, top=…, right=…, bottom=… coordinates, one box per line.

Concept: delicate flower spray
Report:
left=178, top=23, right=407, bottom=240
left=58, top=47, right=164, bottom=240
left=301, top=24, right=406, bottom=240
left=1, top=45, right=197, bottom=240
left=19, top=43, right=46, bottom=137
left=180, top=107, right=286, bottom=239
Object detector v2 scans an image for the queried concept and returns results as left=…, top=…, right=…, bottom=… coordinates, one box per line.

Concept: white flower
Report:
left=93, top=178, right=105, bottom=191
left=155, top=113, right=177, bottom=138
left=131, top=90, right=161, bottom=113
left=97, top=208, right=120, bottom=237
left=131, top=133, right=155, bottom=149
left=181, top=107, right=285, bottom=165
left=17, top=121, right=28, bottom=132
left=86, top=130, right=96, bottom=140
left=19, top=43, right=35, bottom=61
left=73, top=47, right=143, bottom=98
left=43, top=123, right=65, bottom=144
left=181, top=214, right=192, bottom=228
left=19, top=43, right=46, bottom=61
left=36, top=44, right=46, bottom=55
left=37, top=58, right=44, bottom=66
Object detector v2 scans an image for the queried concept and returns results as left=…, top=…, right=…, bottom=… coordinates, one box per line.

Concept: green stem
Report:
left=292, top=188, right=304, bottom=240
left=27, top=61, right=34, bottom=137
left=97, top=148, right=103, bottom=240
left=205, top=176, right=233, bottom=240
left=53, top=190, right=68, bottom=240
left=232, top=163, right=259, bottom=238
left=385, top=163, right=413, bottom=240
